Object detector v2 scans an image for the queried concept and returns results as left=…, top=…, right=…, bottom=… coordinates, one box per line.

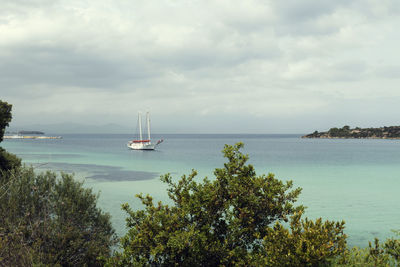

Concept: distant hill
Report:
left=18, top=131, right=44, bottom=135
left=7, top=123, right=132, bottom=134
left=303, top=126, right=400, bottom=139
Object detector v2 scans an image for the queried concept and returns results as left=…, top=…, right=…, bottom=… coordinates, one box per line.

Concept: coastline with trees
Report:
left=303, top=125, right=400, bottom=139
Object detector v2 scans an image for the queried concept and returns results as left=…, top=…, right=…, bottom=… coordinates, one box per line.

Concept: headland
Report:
left=302, top=126, right=400, bottom=139
left=4, top=135, right=62, bottom=139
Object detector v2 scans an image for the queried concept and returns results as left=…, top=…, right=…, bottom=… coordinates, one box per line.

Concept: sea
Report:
left=2, top=133, right=400, bottom=248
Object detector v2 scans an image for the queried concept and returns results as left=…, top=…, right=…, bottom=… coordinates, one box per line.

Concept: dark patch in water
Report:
left=18, top=153, right=83, bottom=160
left=33, top=162, right=159, bottom=181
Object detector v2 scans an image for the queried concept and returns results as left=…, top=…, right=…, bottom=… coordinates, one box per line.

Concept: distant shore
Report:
left=303, top=136, right=400, bottom=140
left=4, top=135, right=62, bottom=139
left=302, top=126, right=400, bottom=139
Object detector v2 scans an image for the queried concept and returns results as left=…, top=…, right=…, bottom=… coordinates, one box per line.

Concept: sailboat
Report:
left=127, top=112, right=163, bottom=150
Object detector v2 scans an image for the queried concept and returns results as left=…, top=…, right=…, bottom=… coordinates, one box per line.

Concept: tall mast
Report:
left=138, top=112, right=143, bottom=140
left=146, top=112, right=151, bottom=140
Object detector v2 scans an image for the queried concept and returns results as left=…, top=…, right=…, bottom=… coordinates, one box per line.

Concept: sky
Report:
left=1, top=0, right=400, bottom=133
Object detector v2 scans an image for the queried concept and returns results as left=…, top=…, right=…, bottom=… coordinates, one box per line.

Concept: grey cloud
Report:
left=0, top=0, right=59, bottom=17
left=276, top=0, right=341, bottom=21
left=272, top=0, right=348, bottom=36
left=149, top=42, right=281, bottom=71
left=272, top=0, right=400, bottom=37
left=327, top=60, right=368, bottom=82
left=0, top=44, right=161, bottom=91
left=375, top=65, right=400, bottom=79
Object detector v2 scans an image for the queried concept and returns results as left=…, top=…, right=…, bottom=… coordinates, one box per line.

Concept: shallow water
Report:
left=3, top=133, right=400, bottom=247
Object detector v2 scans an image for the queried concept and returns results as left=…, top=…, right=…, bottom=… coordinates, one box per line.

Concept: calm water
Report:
left=2, top=134, right=400, bottom=247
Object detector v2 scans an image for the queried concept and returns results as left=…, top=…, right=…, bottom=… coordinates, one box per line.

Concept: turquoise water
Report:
left=2, top=134, right=400, bottom=247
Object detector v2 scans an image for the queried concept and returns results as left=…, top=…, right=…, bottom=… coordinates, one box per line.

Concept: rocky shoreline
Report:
left=302, top=126, right=400, bottom=139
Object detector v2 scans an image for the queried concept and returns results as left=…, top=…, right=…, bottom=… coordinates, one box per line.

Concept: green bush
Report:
left=0, top=147, right=21, bottom=171
left=0, top=167, right=117, bottom=266
left=0, top=100, right=21, bottom=171
left=0, top=100, right=12, bottom=143
left=333, top=233, right=400, bottom=266
left=108, top=143, right=346, bottom=266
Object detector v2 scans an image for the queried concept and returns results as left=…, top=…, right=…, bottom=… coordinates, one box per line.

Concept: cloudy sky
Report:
left=1, top=0, right=400, bottom=133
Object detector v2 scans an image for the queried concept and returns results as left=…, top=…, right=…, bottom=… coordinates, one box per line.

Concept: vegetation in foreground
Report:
left=0, top=100, right=116, bottom=266
left=1, top=99, right=399, bottom=266
left=107, top=142, right=348, bottom=266
left=107, top=142, right=400, bottom=266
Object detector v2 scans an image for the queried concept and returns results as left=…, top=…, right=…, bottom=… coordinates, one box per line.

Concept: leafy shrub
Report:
left=109, top=143, right=346, bottom=266
left=0, top=167, right=117, bottom=266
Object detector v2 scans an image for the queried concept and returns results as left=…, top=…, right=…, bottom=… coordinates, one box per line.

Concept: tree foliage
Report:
left=333, top=232, right=400, bottom=266
left=109, top=143, right=347, bottom=266
left=0, top=100, right=21, bottom=171
left=328, top=126, right=351, bottom=138
left=0, top=100, right=12, bottom=143
left=305, top=125, right=400, bottom=139
left=0, top=167, right=117, bottom=266
left=260, top=213, right=346, bottom=266
left=0, top=147, right=21, bottom=172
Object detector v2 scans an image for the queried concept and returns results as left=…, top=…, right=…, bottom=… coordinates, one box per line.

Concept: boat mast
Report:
left=146, top=112, right=151, bottom=140
left=138, top=112, right=143, bottom=140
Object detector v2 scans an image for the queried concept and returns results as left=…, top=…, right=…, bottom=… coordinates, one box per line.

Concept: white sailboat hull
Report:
left=127, top=142, right=156, bottom=150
